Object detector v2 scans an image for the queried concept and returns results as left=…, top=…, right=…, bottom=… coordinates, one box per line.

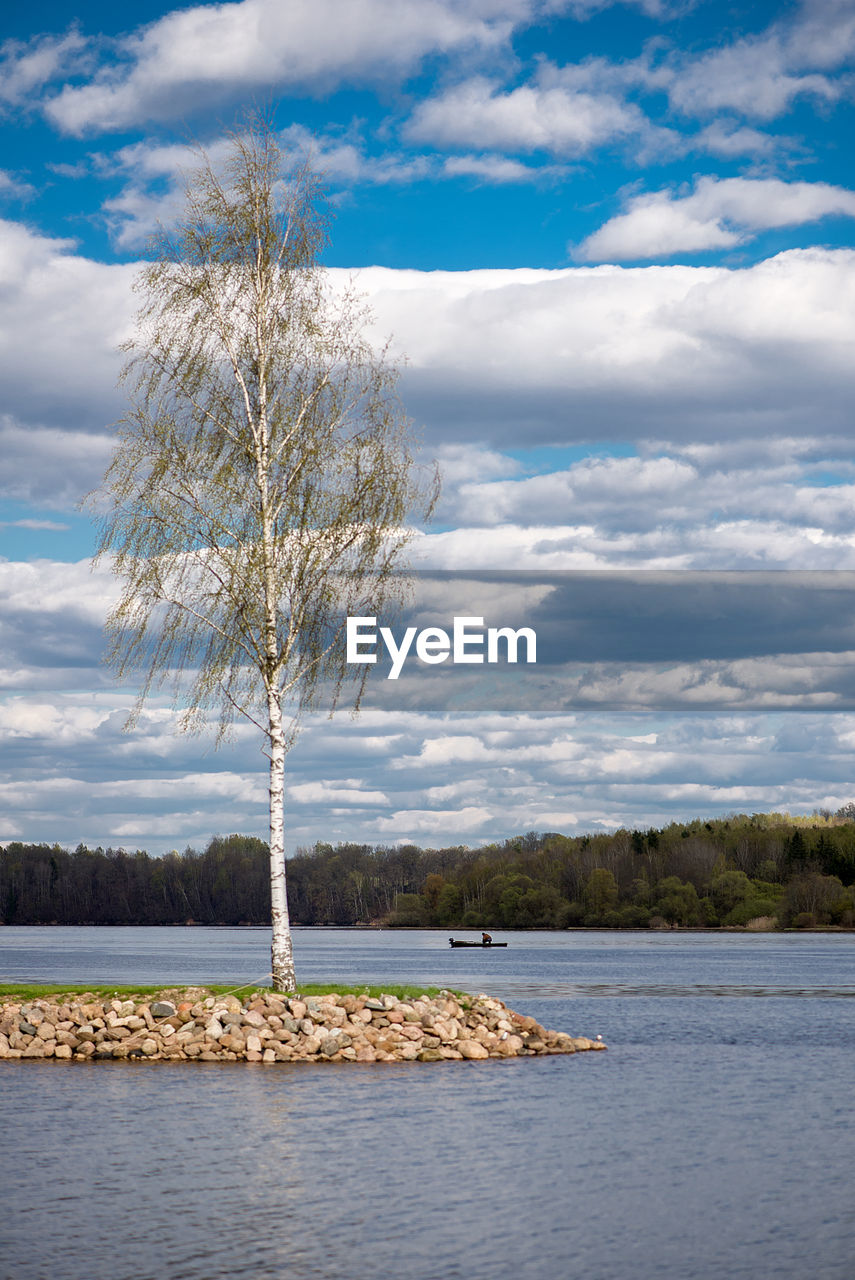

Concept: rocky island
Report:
left=0, top=988, right=606, bottom=1063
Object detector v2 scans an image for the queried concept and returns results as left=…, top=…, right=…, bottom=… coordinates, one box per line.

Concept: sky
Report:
left=2, top=0, right=855, bottom=855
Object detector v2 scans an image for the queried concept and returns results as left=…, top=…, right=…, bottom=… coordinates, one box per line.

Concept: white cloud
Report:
left=649, top=0, right=855, bottom=124
left=433, top=442, right=522, bottom=490
left=0, top=698, right=109, bottom=743
left=451, top=454, right=698, bottom=528
left=406, top=75, right=649, bottom=155
left=2, top=224, right=855, bottom=507
left=0, top=560, right=116, bottom=692
left=404, top=433, right=855, bottom=570
left=575, top=176, right=855, bottom=260
left=0, top=170, right=34, bottom=201
left=98, top=772, right=269, bottom=803
left=375, top=805, right=495, bottom=835
left=666, top=33, right=839, bottom=120
left=545, top=653, right=855, bottom=711
left=792, top=0, right=855, bottom=68
left=0, top=30, right=89, bottom=107
left=44, top=0, right=518, bottom=135
left=0, top=220, right=132, bottom=436
left=691, top=121, right=780, bottom=159
left=0, top=519, right=69, bottom=532
left=0, top=416, right=115, bottom=508
left=0, top=558, right=113, bottom=628
left=411, top=519, right=855, bottom=572
left=288, top=779, right=391, bottom=806
left=542, top=0, right=686, bottom=16
left=355, top=249, right=855, bottom=442
left=451, top=442, right=855, bottom=541
left=443, top=153, right=547, bottom=182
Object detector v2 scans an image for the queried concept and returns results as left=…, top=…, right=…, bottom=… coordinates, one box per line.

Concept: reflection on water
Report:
left=2, top=927, right=855, bottom=1280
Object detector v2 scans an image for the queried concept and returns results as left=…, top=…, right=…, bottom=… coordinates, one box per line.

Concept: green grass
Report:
left=0, top=981, right=464, bottom=1004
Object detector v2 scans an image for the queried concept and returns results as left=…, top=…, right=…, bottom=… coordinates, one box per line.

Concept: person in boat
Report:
left=482, top=932, right=493, bottom=945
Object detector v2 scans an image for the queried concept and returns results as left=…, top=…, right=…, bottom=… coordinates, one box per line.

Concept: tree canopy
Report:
left=5, top=811, right=855, bottom=930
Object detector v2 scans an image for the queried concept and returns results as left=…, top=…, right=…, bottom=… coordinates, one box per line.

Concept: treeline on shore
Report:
left=4, top=807, right=855, bottom=930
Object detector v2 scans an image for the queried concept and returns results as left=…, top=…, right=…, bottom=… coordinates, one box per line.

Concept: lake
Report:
left=1, top=927, right=854, bottom=1280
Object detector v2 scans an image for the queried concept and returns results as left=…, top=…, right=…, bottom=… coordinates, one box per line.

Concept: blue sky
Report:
left=2, top=0, right=855, bottom=853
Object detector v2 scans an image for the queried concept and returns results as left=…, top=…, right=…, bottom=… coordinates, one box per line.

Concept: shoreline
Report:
left=2, top=921, right=853, bottom=932
left=0, top=986, right=606, bottom=1064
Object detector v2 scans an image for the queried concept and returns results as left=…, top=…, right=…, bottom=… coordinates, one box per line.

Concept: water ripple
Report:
left=494, top=980, right=855, bottom=999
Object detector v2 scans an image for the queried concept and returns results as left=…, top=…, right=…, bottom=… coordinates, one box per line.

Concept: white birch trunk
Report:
left=268, top=688, right=296, bottom=991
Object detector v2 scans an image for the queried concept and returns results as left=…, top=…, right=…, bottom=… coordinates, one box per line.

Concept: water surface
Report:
left=1, top=928, right=853, bottom=1280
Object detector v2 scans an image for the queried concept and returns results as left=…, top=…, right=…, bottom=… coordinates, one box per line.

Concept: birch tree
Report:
left=94, top=122, right=435, bottom=991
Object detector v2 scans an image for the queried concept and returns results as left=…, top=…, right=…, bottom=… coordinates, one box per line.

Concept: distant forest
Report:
left=4, top=807, right=855, bottom=930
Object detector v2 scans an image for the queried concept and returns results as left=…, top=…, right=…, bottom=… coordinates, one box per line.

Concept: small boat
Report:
left=448, top=938, right=508, bottom=948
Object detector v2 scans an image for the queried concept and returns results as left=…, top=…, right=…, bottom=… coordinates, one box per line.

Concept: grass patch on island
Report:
left=0, top=981, right=464, bottom=1004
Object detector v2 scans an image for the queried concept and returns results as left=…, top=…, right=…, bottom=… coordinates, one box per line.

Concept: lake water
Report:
left=1, top=927, right=854, bottom=1280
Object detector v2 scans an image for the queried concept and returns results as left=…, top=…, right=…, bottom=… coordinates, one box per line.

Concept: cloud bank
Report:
left=3, top=225, right=855, bottom=512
